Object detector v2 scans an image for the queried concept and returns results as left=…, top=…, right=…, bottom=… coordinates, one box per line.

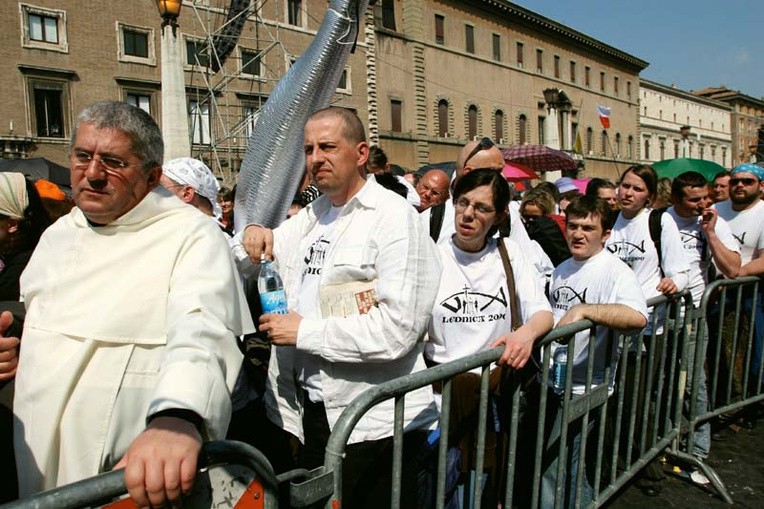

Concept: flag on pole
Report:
left=573, top=130, right=583, bottom=154
left=597, top=105, right=611, bottom=129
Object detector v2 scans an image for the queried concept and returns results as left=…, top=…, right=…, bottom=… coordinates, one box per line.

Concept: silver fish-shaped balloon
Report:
left=234, top=0, right=371, bottom=231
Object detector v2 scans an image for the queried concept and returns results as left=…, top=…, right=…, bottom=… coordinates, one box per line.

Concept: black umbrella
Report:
left=0, top=157, right=70, bottom=188
left=417, top=161, right=456, bottom=179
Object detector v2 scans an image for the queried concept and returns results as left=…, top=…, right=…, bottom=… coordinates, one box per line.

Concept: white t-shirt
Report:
left=715, top=200, right=764, bottom=265
left=606, top=208, right=689, bottom=335
left=667, top=207, right=740, bottom=306
left=548, top=249, right=648, bottom=395
left=426, top=237, right=551, bottom=372
left=295, top=205, right=343, bottom=402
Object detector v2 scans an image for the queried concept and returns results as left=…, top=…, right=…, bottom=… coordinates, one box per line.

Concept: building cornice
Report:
left=478, top=1, right=649, bottom=71
left=640, top=79, right=732, bottom=110
left=692, top=87, right=764, bottom=109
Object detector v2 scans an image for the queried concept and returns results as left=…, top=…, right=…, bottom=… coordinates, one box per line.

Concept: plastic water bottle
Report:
left=552, top=344, right=568, bottom=394
left=258, top=253, right=287, bottom=315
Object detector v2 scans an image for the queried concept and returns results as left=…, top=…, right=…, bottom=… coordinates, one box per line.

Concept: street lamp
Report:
left=157, top=0, right=183, bottom=32
left=680, top=125, right=691, bottom=158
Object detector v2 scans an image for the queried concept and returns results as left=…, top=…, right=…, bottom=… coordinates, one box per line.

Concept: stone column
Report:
left=160, top=25, right=191, bottom=162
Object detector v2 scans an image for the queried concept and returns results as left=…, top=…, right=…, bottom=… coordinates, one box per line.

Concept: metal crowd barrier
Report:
left=1, top=440, right=280, bottom=509
left=10, top=280, right=762, bottom=508
left=675, top=275, right=763, bottom=503
left=285, top=293, right=694, bottom=508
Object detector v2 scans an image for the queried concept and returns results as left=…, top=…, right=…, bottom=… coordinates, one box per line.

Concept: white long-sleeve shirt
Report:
left=260, top=178, right=441, bottom=444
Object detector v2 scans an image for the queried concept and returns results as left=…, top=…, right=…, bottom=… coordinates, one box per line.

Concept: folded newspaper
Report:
left=320, top=279, right=378, bottom=318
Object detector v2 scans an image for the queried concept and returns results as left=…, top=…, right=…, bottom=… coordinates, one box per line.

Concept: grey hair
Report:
left=70, top=101, right=164, bottom=173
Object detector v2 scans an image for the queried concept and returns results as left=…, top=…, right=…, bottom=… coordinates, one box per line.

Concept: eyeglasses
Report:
left=729, top=177, right=758, bottom=186
left=455, top=197, right=495, bottom=215
left=463, top=137, right=495, bottom=167
left=72, top=150, right=135, bottom=172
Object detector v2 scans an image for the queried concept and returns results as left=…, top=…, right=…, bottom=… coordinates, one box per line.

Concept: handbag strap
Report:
left=498, top=238, right=521, bottom=331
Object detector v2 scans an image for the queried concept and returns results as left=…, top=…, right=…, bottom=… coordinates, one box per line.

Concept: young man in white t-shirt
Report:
left=667, top=171, right=741, bottom=465
left=538, top=195, right=647, bottom=507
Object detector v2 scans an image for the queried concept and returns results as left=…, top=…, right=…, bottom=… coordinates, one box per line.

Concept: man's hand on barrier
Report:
left=115, top=416, right=202, bottom=509
left=0, top=311, right=20, bottom=381
left=656, top=277, right=678, bottom=295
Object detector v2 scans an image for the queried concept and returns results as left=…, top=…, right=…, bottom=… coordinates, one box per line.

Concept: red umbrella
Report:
left=501, top=145, right=578, bottom=172
left=502, top=161, right=539, bottom=181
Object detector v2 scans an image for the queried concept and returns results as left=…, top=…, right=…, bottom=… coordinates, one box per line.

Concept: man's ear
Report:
left=146, top=166, right=162, bottom=189
left=357, top=141, right=370, bottom=168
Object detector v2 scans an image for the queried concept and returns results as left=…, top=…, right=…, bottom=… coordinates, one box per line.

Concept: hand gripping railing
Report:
left=1, top=440, right=279, bottom=509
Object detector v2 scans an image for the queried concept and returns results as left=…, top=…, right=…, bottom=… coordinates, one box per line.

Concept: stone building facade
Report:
left=639, top=80, right=732, bottom=167
left=692, top=87, right=764, bottom=166
left=0, top=0, right=649, bottom=184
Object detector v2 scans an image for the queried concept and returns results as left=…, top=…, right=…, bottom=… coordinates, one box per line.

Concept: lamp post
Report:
left=680, top=125, right=691, bottom=158
left=157, top=0, right=190, bottom=162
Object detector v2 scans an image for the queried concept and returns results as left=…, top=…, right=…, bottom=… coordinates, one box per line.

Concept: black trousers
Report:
left=301, top=398, right=428, bottom=509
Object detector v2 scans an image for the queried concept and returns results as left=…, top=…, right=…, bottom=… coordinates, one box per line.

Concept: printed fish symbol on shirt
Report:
left=732, top=232, right=747, bottom=245
left=607, top=240, right=646, bottom=256
left=551, top=285, right=587, bottom=307
left=440, top=287, right=508, bottom=314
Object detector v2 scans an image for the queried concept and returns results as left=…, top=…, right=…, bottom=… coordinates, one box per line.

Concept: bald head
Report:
left=416, top=169, right=450, bottom=212
left=455, top=139, right=504, bottom=181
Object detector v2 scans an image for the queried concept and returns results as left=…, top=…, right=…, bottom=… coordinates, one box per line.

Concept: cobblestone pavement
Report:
left=606, top=404, right=764, bottom=508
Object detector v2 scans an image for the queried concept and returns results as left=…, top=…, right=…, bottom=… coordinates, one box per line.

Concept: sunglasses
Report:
left=463, top=137, right=495, bottom=167
left=730, top=177, right=758, bottom=186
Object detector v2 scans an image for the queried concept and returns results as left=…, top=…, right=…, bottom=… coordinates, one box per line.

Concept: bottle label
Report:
left=260, top=290, right=288, bottom=314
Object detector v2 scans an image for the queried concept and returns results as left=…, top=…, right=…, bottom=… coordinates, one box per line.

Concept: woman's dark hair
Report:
left=585, top=177, right=616, bottom=197
left=217, top=186, right=235, bottom=202
left=534, top=180, right=560, bottom=203
left=453, top=168, right=510, bottom=214
left=622, top=164, right=658, bottom=201
left=367, top=145, right=388, bottom=172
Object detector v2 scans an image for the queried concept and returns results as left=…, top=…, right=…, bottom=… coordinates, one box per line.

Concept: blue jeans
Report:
left=540, top=392, right=596, bottom=508
left=686, top=311, right=710, bottom=458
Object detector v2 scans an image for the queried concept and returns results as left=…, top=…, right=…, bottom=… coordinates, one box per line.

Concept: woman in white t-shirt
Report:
left=426, top=168, right=553, bottom=371
left=424, top=168, right=552, bottom=505
left=606, top=164, right=689, bottom=336
left=605, top=164, right=689, bottom=495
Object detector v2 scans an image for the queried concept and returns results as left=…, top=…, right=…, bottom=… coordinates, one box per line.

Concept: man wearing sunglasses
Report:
left=715, top=163, right=764, bottom=409
left=0, top=101, right=252, bottom=507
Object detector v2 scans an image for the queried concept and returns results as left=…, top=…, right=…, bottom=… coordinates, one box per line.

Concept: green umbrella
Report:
left=651, top=158, right=726, bottom=182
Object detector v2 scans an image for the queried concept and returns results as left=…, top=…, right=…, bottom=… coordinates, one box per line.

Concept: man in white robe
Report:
left=0, top=101, right=252, bottom=507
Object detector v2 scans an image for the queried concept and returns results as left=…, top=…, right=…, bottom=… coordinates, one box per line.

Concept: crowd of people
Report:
left=0, top=101, right=761, bottom=508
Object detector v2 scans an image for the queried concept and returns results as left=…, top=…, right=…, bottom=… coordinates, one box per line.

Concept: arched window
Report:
left=628, top=135, right=634, bottom=159
left=468, top=105, right=478, bottom=139
left=644, top=138, right=650, bottom=160
left=586, top=127, right=593, bottom=153
left=518, top=114, right=527, bottom=145
left=438, top=99, right=449, bottom=137
left=601, top=130, right=608, bottom=155
left=494, top=109, right=504, bottom=142
left=615, top=133, right=621, bottom=157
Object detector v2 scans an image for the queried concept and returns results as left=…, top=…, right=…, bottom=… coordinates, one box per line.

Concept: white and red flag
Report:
left=597, top=105, right=611, bottom=129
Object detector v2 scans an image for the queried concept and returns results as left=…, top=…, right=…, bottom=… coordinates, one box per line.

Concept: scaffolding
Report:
left=182, top=0, right=294, bottom=186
